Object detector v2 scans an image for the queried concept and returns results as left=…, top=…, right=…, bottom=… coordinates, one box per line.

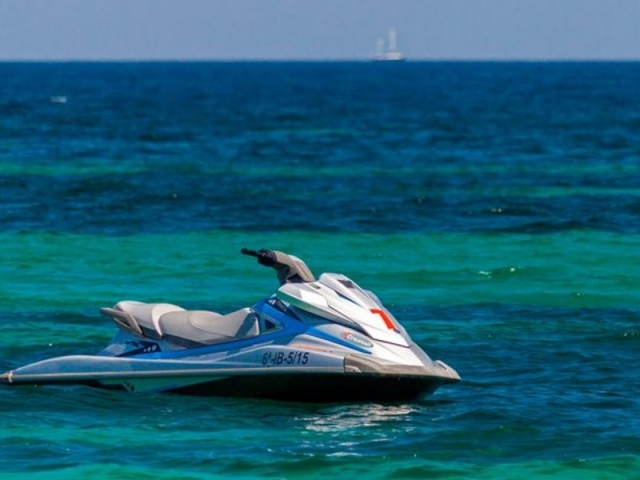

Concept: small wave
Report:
left=49, top=95, right=67, bottom=104
left=478, top=266, right=524, bottom=279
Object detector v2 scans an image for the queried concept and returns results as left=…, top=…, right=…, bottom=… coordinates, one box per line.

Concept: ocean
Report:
left=1, top=61, right=639, bottom=479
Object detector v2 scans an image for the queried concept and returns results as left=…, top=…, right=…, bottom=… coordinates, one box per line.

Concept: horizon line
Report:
left=1, top=57, right=640, bottom=63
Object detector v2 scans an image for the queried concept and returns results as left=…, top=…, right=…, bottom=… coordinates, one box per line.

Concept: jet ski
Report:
left=1, top=248, right=460, bottom=402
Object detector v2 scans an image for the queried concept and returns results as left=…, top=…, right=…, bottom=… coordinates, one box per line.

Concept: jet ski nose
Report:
left=434, top=360, right=461, bottom=383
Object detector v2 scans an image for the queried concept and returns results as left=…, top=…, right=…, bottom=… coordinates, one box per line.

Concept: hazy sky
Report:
left=1, top=0, right=639, bottom=60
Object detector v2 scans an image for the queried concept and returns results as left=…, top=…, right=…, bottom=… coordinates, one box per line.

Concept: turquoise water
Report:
left=1, top=62, right=639, bottom=479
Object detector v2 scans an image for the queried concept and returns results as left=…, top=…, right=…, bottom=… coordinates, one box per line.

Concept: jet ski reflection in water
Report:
left=1, top=249, right=460, bottom=402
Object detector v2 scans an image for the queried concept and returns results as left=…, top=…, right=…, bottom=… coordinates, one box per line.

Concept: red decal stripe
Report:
left=370, top=308, right=396, bottom=330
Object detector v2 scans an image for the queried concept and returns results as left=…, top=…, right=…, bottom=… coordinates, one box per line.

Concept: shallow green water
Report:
left=3, top=229, right=639, bottom=311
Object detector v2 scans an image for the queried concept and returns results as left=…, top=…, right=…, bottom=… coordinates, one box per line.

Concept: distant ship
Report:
left=370, top=28, right=405, bottom=62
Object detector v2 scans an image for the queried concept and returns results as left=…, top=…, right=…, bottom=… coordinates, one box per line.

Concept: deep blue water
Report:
left=3, top=62, right=640, bottom=235
left=1, top=62, right=639, bottom=479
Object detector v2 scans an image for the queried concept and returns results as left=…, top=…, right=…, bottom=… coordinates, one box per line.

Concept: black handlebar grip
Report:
left=241, top=248, right=277, bottom=267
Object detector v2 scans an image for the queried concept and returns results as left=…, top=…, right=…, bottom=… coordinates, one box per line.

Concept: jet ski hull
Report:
left=166, top=372, right=449, bottom=402
left=1, top=369, right=451, bottom=402
left=0, top=354, right=458, bottom=402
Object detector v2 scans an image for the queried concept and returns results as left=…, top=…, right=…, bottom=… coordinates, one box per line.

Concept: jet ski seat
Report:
left=102, top=302, right=259, bottom=348
left=159, top=308, right=259, bottom=348
left=102, top=301, right=186, bottom=339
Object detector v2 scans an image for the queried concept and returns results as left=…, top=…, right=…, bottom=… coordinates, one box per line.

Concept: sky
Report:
left=1, top=0, right=639, bottom=61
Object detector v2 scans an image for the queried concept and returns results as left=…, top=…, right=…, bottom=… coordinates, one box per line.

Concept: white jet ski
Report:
left=1, top=248, right=460, bottom=402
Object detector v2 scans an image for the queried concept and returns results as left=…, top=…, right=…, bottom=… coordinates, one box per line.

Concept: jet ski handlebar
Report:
left=241, top=248, right=316, bottom=284
left=241, top=248, right=277, bottom=267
